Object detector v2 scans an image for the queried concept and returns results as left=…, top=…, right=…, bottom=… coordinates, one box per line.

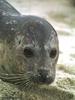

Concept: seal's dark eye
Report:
left=49, top=48, right=57, bottom=58
left=24, top=48, right=34, bottom=58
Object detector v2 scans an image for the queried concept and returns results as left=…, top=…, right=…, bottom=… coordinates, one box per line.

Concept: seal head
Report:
left=19, top=16, right=59, bottom=84
left=0, top=0, right=59, bottom=88
left=0, top=15, right=59, bottom=86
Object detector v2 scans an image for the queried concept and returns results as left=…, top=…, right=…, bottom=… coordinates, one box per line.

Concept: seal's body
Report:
left=0, top=0, right=59, bottom=88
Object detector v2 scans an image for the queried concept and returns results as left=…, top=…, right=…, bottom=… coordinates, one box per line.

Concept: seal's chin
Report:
left=31, top=74, right=54, bottom=85
left=29, top=69, right=55, bottom=84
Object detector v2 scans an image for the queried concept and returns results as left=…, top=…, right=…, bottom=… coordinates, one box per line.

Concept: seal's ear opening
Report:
left=0, top=0, right=20, bottom=16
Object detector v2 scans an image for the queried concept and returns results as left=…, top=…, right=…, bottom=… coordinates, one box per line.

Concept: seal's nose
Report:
left=37, top=69, right=54, bottom=84
left=38, top=69, right=48, bottom=77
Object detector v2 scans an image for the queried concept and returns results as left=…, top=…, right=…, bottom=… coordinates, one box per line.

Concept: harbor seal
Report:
left=0, top=0, right=59, bottom=88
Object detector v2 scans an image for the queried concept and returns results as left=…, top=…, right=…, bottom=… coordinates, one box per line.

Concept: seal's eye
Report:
left=24, top=47, right=34, bottom=58
left=49, top=48, right=57, bottom=58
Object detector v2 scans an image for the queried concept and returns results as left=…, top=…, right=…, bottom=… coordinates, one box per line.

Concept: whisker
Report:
left=0, top=73, right=25, bottom=82
left=14, top=80, right=26, bottom=85
left=15, top=77, right=30, bottom=85
left=21, top=76, right=32, bottom=89
left=21, top=81, right=30, bottom=89
left=0, top=72, right=34, bottom=90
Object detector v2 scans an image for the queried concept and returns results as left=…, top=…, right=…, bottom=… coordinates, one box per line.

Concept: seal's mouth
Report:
left=32, top=74, right=54, bottom=84
left=31, top=69, right=54, bottom=84
left=0, top=71, right=54, bottom=91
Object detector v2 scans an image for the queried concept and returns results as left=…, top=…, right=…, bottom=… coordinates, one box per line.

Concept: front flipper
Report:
left=0, top=0, right=21, bottom=16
